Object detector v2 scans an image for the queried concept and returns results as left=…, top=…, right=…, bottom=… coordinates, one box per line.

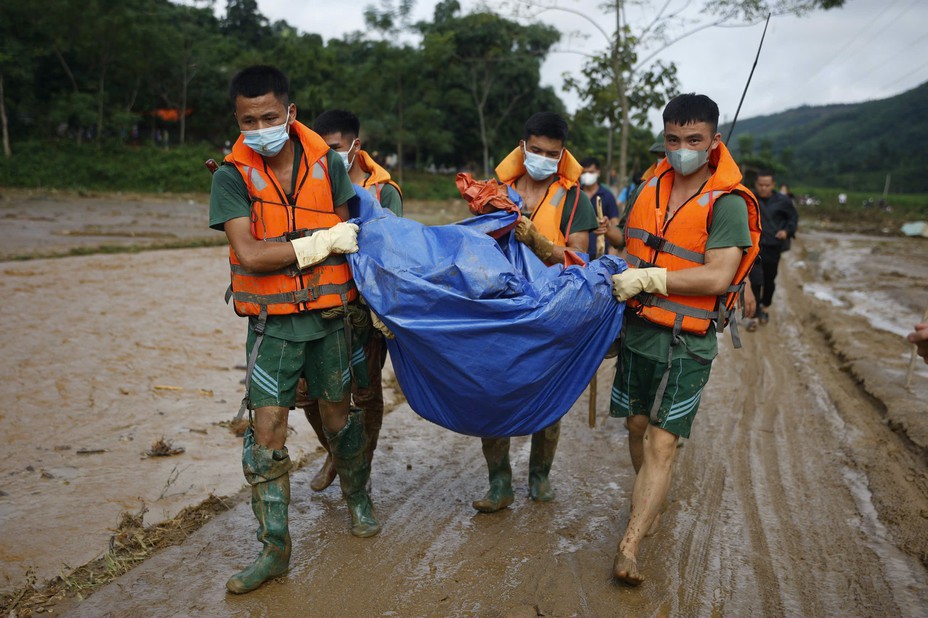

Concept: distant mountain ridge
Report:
left=724, top=81, right=928, bottom=192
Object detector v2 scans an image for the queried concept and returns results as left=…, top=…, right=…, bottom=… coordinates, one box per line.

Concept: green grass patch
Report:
left=791, top=186, right=928, bottom=233
left=0, top=141, right=465, bottom=201
left=0, top=140, right=221, bottom=194
left=6, top=236, right=227, bottom=261
left=392, top=170, right=461, bottom=201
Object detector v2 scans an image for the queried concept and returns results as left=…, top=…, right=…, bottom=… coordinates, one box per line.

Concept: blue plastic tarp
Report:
left=347, top=189, right=626, bottom=438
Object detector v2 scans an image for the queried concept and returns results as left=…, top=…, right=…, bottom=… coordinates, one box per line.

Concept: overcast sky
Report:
left=252, top=0, right=928, bottom=132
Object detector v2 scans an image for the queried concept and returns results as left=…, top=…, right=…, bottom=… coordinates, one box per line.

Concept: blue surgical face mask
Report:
left=666, top=144, right=710, bottom=176
left=523, top=144, right=561, bottom=181
left=241, top=110, right=290, bottom=156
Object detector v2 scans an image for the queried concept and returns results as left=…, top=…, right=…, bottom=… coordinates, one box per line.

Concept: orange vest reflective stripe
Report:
left=356, top=150, right=403, bottom=205
left=495, top=147, right=583, bottom=247
left=223, top=120, right=358, bottom=317
left=624, top=141, right=761, bottom=336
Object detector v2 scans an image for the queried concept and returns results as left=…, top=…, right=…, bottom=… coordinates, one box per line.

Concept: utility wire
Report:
left=801, top=0, right=905, bottom=86
left=834, top=0, right=918, bottom=66
left=882, top=58, right=928, bottom=90
left=854, top=31, right=928, bottom=83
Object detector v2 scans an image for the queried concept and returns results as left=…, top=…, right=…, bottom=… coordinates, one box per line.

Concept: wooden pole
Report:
left=588, top=196, right=606, bottom=429
left=905, top=307, right=928, bottom=387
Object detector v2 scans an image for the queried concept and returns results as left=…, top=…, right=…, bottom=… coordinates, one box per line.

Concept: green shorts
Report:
left=610, top=345, right=712, bottom=439
left=245, top=327, right=369, bottom=409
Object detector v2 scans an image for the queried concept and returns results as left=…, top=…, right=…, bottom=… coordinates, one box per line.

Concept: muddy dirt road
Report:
left=2, top=193, right=928, bottom=615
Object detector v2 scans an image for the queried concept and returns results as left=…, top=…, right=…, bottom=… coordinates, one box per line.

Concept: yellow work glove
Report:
left=611, top=267, right=668, bottom=302
left=514, top=217, right=555, bottom=262
left=291, top=222, right=359, bottom=269
left=370, top=311, right=395, bottom=340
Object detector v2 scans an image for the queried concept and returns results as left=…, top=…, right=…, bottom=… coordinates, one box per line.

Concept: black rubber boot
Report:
left=303, top=400, right=337, bottom=492
left=361, top=403, right=384, bottom=468
left=227, top=427, right=292, bottom=594
left=472, top=437, right=514, bottom=513
left=326, top=409, right=381, bottom=537
left=528, top=421, right=559, bottom=502
left=353, top=331, right=386, bottom=468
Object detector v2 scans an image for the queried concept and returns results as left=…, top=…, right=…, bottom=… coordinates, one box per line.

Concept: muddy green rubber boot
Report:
left=472, top=437, right=514, bottom=513
left=326, top=409, right=381, bottom=537
left=528, top=421, right=560, bottom=502
left=227, top=427, right=292, bottom=594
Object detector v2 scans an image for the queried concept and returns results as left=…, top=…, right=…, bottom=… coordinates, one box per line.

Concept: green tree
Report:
left=506, top=0, right=846, bottom=187
left=0, top=0, right=39, bottom=156
left=419, top=6, right=560, bottom=176
left=221, top=0, right=272, bottom=49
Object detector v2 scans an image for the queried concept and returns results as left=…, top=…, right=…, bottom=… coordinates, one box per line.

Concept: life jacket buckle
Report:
left=291, top=288, right=315, bottom=303
left=644, top=233, right=666, bottom=253
left=285, top=228, right=312, bottom=241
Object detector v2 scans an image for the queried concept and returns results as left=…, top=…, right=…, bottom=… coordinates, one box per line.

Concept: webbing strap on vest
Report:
left=626, top=255, right=657, bottom=269
left=640, top=293, right=715, bottom=321
left=645, top=314, right=715, bottom=424
left=229, top=254, right=347, bottom=277
left=231, top=281, right=356, bottom=306
left=340, top=294, right=355, bottom=384
left=641, top=289, right=743, bottom=350
left=626, top=228, right=706, bottom=264
left=648, top=315, right=683, bottom=423
left=236, top=306, right=268, bottom=421
left=264, top=227, right=330, bottom=243
left=564, top=186, right=581, bottom=240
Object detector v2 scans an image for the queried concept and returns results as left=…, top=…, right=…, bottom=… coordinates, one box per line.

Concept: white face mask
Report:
left=666, top=144, right=711, bottom=176
left=241, top=110, right=290, bottom=156
left=337, top=140, right=359, bottom=171
left=580, top=171, right=600, bottom=187
left=522, top=144, right=561, bottom=181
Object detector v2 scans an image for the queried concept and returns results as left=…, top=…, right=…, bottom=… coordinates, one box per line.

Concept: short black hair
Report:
left=523, top=112, right=569, bottom=144
left=662, top=93, right=719, bottom=134
left=579, top=157, right=601, bottom=169
left=313, top=109, right=361, bottom=139
left=756, top=169, right=775, bottom=180
left=228, top=65, right=290, bottom=106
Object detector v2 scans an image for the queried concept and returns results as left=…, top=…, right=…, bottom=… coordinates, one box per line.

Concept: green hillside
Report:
left=725, top=82, right=928, bottom=192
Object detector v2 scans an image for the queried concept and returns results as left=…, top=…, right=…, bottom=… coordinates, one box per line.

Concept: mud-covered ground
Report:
left=1, top=191, right=927, bottom=616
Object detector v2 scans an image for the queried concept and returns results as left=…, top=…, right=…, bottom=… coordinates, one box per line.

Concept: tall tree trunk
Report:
left=96, top=63, right=106, bottom=144
left=468, top=66, right=491, bottom=177
left=618, top=77, right=630, bottom=191
left=0, top=74, right=11, bottom=158
left=615, top=0, right=630, bottom=189
left=52, top=45, right=82, bottom=145
left=476, top=99, right=489, bottom=177
left=605, top=119, right=614, bottom=186
left=180, top=58, right=188, bottom=146
left=397, top=74, right=405, bottom=185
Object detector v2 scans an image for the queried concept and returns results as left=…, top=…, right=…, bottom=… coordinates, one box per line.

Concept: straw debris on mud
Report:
left=143, top=437, right=185, bottom=458
left=0, top=495, right=233, bottom=617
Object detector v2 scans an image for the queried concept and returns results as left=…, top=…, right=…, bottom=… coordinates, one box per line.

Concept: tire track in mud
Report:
left=57, top=239, right=928, bottom=617
left=707, top=251, right=928, bottom=616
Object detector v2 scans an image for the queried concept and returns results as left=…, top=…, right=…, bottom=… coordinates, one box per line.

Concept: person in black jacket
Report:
left=749, top=170, right=798, bottom=325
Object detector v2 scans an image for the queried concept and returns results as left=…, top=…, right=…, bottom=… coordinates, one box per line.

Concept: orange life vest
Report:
left=223, top=120, right=358, bottom=317
left=624, top=141, right=761, bottom=337
left=495, top=147, right=584, bottom=247
left=356, top=149, right=403, bottom=205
